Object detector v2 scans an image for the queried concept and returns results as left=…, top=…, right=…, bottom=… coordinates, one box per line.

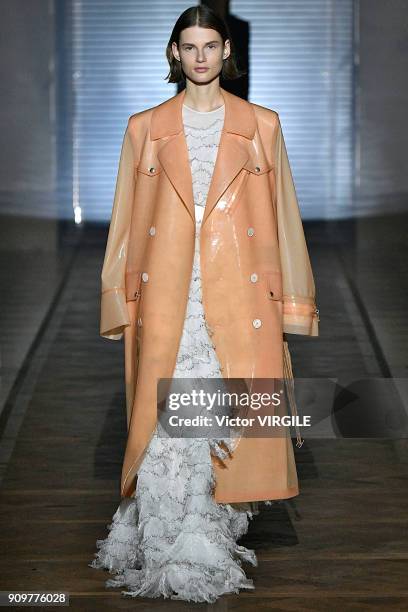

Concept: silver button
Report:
left=255, top=166, right=261, bottom=173
left=247, top=227, right=255, bottom=236
left=142, top=272, right=149, bottom=282
left=252, top=318, right=262, bottom=329
left=137, top=317, right=143, bottom=327
left=250, top=273, right=258, bottom=283
left=149, top=166, right=155, bottom=173
left=149, top=226, right=156, bottom=236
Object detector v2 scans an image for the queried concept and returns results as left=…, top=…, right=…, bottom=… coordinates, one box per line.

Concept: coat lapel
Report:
left=151, top=86, right=256, bottom=226
left=156, top=132, right=195, bottom=221
left=202, top=130, right=249, bottom=226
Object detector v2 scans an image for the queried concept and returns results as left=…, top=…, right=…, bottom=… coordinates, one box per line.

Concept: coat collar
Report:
left=150, top=86, right=256, bottom=141
left=150, top=87, right=258, bottom=226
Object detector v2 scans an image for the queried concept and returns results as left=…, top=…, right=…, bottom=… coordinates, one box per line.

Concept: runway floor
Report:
left=0, top=214, right=407, bottom=610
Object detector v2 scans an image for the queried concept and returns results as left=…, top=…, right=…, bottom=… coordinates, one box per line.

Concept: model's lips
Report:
left=194, top=67, right=209, bottom=72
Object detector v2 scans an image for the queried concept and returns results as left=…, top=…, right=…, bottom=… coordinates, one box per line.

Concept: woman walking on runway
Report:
left=90, top=4, right=319, bottom=604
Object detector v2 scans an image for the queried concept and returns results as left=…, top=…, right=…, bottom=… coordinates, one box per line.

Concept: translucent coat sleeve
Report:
left=275, top=116, right=319, bottom=336
left=100, top=123, right=135, bottom=340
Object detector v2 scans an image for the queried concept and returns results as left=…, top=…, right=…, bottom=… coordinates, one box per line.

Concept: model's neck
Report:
left=183, top=82, right=224, bottom=113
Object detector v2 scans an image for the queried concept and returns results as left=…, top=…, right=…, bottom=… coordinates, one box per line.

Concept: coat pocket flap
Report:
left=125, top=271, right=142, bottom=302
left=243, top=161, right=274, bottom=175
left=135, top=162, right=162, bottom=176
left=264, top=271, right=283, bottom=301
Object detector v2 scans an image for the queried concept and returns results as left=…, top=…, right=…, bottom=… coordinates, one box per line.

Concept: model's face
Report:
left=172, top=26, right=230, bottom=84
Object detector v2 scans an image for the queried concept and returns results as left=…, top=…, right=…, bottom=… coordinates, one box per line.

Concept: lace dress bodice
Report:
left=174, top=102, right=225, bottom=376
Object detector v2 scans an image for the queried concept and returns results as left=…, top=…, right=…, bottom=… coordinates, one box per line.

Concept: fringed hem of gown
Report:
left=88, top=430, right=279, bottom=603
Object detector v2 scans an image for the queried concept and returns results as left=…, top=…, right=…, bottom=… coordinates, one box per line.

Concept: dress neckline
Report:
left=182, top=103, right=225, bottom=114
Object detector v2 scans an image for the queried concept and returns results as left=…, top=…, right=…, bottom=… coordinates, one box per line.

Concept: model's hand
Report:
left=208, top=437, right=236, bottom=460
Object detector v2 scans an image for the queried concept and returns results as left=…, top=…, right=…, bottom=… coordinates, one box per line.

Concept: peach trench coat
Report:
left=100, top=86, right=319, bottom=503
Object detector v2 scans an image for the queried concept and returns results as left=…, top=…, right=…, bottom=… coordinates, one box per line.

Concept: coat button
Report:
left=134, top=290, right=141, bottom=298
left=142, top=272, right=149, bottom=282
left=247, top=227, right=255, bottom=236
left=250, top=273, right=258, bottom=283
left=255, top=166, right=260, bottom=172
left=149, top=226, right=156, bottom=236
left=252, top=318, right=262, bottom=328
left=149, top=166, right=155, bottom=173
left=137, top=317, right=143, bottom=327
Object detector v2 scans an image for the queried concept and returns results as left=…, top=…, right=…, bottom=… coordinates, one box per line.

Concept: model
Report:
left=90, top=5, right=319, bottom=604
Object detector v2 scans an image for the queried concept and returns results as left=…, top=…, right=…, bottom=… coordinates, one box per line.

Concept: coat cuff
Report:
left=283, top=297, right=319, bottom=337
left=100, top=287, right=131, bottom=340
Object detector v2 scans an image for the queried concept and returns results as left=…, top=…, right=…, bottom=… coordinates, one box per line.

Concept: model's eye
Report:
left=208, top=44, right=217, bottom=49
left=184, top=46, right=193, bottom=51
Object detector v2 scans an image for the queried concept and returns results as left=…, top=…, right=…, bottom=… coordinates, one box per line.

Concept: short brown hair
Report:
left=165, top=5, right=245, bottom=83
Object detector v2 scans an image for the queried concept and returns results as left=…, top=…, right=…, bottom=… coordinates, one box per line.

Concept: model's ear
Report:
left=275, top=116, right=319, bottom=337
left=223, top=39, right=231, bottom=60
left=100, top=123, right=136, bottom=340
left=171, top=41, right=180, bottom=62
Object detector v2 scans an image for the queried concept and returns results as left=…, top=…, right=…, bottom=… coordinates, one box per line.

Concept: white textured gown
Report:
left=90, top=103, right=272, bottom=603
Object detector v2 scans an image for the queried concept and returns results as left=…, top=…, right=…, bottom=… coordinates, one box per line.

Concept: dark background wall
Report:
left=0, top=0, right=56, bottom=205
left=357, top=0, right=408, bottom=214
